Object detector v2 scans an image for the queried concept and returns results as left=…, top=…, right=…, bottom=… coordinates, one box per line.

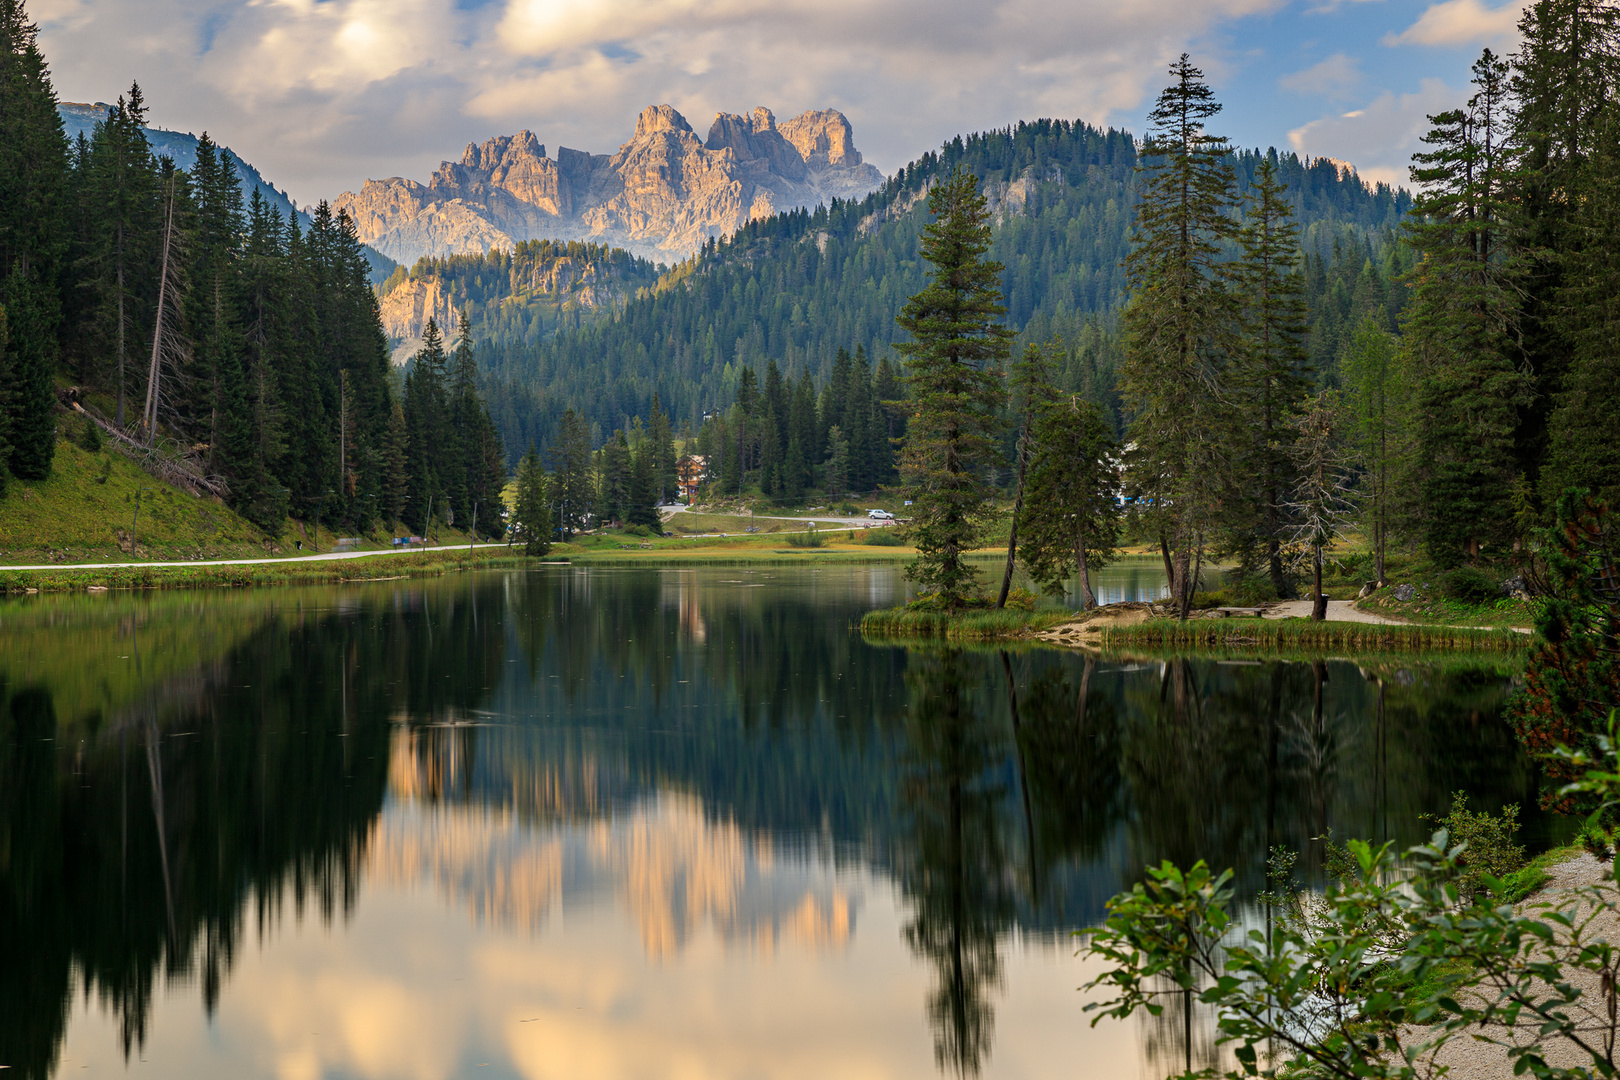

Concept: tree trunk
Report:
left=143, top=179, right=177, bottom=446
left=1076, top=529, right=1096, bottom=610
left=1159, top=532, right=1176, bottom=600
left=1311, top=545, right=1327, bottom=620
left=996, top=414, right=1034, bottom=608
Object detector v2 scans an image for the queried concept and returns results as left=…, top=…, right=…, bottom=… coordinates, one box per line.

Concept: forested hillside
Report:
left=0, top=4, right=504, bottom=543
left=473, top=119, right=1412, bottom=450
left=375, top=239, right=660, bottom=347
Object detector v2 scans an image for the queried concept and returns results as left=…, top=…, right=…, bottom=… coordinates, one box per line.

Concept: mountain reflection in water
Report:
left=0, top=567, right=1546, bottom=1080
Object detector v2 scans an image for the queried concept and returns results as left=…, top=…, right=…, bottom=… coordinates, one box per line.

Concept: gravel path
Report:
left=1262, top=599, right=1405, bottom=624
left=1419, top=853, right=1620, bottom=1078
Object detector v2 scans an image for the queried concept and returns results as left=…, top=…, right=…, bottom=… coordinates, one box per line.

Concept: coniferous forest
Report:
left=0, top=0, right=504, bottom=539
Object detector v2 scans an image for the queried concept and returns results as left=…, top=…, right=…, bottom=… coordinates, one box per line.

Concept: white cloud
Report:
left=1383, top=0, right=1527, bottom=48
left=1287, top=76, right=1460, bottom=186
left=1277, top=53, right=1363, bottom=99
left=37, top=0, right=1287, bottom=203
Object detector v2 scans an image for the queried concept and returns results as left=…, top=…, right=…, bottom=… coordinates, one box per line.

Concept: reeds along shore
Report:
left=0, top=549, right=533, bottom=594
left=859, top=607, right=1528, bottom=653
left=858, top=607, right=1073, bottom=641
left=1095, top=617, right=1526, bottom=652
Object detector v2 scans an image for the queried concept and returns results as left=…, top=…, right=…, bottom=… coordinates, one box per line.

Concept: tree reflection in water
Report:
left=0, top=569, right=1551, bottom=1080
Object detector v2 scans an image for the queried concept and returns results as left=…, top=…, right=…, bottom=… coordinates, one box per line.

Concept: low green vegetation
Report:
left=1092, top=616, right=1526, bottom=653
left=0, top=546, right=528, bottom=594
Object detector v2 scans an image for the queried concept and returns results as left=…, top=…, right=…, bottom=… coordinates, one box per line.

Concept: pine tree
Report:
left=824, top=424, right=850, bottom=496
left=1507, top=0, right=1620, bottom=498
left=895, top=167, right=1013, bottom=610
left=647, top=393, right=677, bottom=504
left=81, top=86, right=157, bottom=429
left=597, top=431, right=632, bottom=524
left=1286, top=391, right=1357, bottom=620
left=1340, top=317, right=1405, bottom=583
left=996, top=343, right=1052, bottom=608
left=1019, top=394, right=1123, bottom=608
left=402, top=319, right=449, bottom=533
left=548, top=407, right=594, bottom=537
left=512, top=443, right=552, bottom=555
left=1228, top=156, right=1312, bottom=598
left=1401, top=50, right=1526, bottom=566
left=0, top=0, right=69, bottom=480
left=1120, top=54, right=1240, bottom=618
left=1545, top=111, right=1620, bottom=509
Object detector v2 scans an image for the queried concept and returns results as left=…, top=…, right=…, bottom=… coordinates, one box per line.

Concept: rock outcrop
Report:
left=334, top=105, right=883, bottom=266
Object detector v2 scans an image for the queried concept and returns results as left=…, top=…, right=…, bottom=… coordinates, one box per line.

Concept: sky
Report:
left=33, top=0, right=1528, bottom=205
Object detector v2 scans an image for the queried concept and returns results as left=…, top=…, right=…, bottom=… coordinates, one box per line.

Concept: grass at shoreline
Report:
left=859, top=604, right=1529, bottom=654
left=859, top=605, right=1075, bottom=641
left=1092, top=617, right=1527, bottom=653
left=0, top=547, right=532, bottom=593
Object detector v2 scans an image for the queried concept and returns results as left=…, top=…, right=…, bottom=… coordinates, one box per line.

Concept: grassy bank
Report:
left=560, top=529, right=917, bottom=564
left=859, top=605, right=1075, bottom=642
left=0, top=547, right=532, bottom=594
left=0, top=432, right=486, bottom=565
left=1092, top=617, right=1528, bottom=653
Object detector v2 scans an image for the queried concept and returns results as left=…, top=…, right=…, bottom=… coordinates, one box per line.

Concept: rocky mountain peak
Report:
left=634, top=104, right=695, bottom=139
left=779, top=110, right=864, bottom=169
left=334, top=104, right=884, bottom=265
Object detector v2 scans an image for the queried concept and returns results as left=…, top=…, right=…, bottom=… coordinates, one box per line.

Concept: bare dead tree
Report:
left=142, top=166, right=189, bottom=447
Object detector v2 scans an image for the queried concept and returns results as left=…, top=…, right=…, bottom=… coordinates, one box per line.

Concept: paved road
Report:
left=4, top=543, right=510, bottom=572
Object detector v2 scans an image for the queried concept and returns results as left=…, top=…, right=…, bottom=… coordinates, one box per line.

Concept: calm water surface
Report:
left=0, top=565, right=1544, bottom=1080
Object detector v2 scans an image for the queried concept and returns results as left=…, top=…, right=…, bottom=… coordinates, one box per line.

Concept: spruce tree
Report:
left=82, top=86, right=157, bottom=429
left=1019, top=394, right=1123, bottom=608
left=1507, top=0, right=1620, bottom=498
left=1340, top=317, right=1406, bottom=584
left=1120, top=55, right=1240, bottom=618
left=1545, top=112, right=1620, bottom=509
left=1286, top=392, right=1357, bottom=620
left=512, top=443, right=552, bottom=555
left=647, top=393, right=677, bottom=504
left=550, top=407, right=595, bottom=537
left=1401, top=50, right=1526, bottom=566
left=895, top=167, right=1013, bottom=610
left=402, top=319, right=448, bottom=533
left=1227, top=156, right=1312, bottom=598
left=996, top=343, right=1052, bottom=608
left=0, top=0, right=68, bottom=480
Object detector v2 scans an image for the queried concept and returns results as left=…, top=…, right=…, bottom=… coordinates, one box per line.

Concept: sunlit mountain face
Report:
left=0, top=567, right=1547, bottom=1079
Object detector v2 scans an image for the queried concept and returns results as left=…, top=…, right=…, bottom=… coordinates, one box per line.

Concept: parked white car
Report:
left=866, top=509, right=895, bottom=520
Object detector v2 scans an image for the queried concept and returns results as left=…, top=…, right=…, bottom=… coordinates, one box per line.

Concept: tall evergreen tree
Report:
left=1228, top=156, right=1313, bottom=597
left=646, top=393, right=678, bottom=504
left=895, top=167, right=1013, bottom=610
left=1507, top=0, right=1620, bottom=499
left=80, top=86, right=156, bottom=429
left=996, top=343, right=1052, bottom=608
left=1019, top=394, right=1123, bottom=608
left=1401, top=50, right=1526, bottom=566
left=1340, top=317, right=1407, bottom=584
left=401, top=319, right=449, bottom=533
left=512, top=443, right=552, bottom=555
left=549, top=407, right=595, bottom=538
left=1119, top=54, right=1240, bottom=618
left=0, top=0, right=68, bottom=480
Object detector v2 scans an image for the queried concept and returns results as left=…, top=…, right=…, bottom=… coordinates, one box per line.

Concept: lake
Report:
left=0, top=564, right=1547, bottom=1079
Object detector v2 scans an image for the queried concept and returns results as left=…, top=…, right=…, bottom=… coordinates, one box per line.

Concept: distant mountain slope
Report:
left=334, top=104, right=884, bottom=266
left=376, top=239, right=661, bottom=362
left=472, top=118, right=1412, bottom=454
left=57, top=101, right=398, bottom=283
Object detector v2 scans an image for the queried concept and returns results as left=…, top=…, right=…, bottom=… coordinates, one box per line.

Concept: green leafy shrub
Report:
left=784, top=529, right=825, bottom=548
left=1581, top=821, right=1613, bottom=862
left=839, top=503, right=861, bottom=516
left=1005, top=587, right=1036, bottom=611
left=862, top=529, right=906, bottom=546
left=1440, top=565, right=1499, bottom=603
left=1422, top=791, right=1525, bottom=901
